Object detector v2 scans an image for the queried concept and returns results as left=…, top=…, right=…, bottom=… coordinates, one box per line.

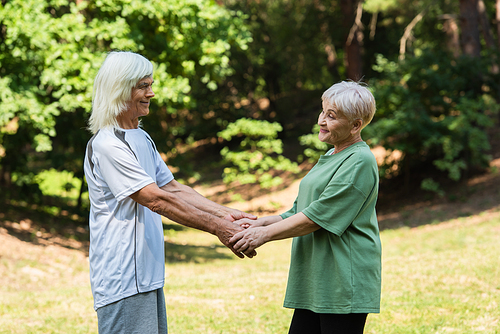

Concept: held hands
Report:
left=218, top=210, right=258, bottom=259
left=229, top=226, right=269, bottom=254
left=215, top=222, right=256, bottom=259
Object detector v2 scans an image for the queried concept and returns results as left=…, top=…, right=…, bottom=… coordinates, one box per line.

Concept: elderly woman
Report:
left=230, top=81, right=381, bottom=334
left=84, top=51, right=255, bottom=334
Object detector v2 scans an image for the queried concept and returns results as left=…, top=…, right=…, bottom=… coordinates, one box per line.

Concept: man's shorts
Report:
left=96, top=288, right=167, bottom=334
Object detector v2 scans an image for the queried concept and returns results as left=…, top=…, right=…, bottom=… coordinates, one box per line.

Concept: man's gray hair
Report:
left=88, top=51, right=154, bottom=134
left=322, top=81, right=376, bottom=129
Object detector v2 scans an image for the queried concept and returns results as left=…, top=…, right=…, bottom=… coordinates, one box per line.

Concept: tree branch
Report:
left=399, top=6, right=431, bottom=60
left=369, top=11, right=378, bottom=41
left=347, top=1, right=364, bottom=46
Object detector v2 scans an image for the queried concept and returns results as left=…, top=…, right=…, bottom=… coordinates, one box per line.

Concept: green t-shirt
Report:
left=280, top=141, right=381, bottom=314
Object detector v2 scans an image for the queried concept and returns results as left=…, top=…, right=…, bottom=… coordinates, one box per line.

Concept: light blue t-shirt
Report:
left=84, top=127, right=174, bottom=310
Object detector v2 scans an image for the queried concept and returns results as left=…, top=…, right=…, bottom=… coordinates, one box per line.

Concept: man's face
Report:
left=126, top=77, right=155, bottom=117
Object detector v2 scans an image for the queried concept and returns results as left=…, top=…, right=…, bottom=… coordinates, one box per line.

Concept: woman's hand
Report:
left=234, top=217, right=267, bottom=229
left=229, top=226, right=269, bottom=254
left=215, top=221, right=257, bottom=259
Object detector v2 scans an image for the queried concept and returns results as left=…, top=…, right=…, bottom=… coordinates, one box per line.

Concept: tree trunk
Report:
left=442, top=15, right=461, bottom=58
left=478, top=0, right=495, bottom=49
left=496, top=0, right=500, bottom=48
left=459, top=0, right=481, bottom=57
left=341, top=0, right=364, bottom=80
left=320, top=22, right=341, bottom=79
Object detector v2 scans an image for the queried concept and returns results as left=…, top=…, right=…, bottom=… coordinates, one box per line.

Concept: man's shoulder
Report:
left=88, top=129, right=130, bottom=154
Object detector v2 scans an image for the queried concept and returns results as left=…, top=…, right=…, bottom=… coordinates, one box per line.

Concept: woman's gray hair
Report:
left=88, top=51, right=154, bottom=134
left=322, top=81, right=376, bottom=129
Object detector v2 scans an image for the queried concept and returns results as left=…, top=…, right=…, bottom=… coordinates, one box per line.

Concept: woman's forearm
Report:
left=265, top=212, right=320, bottom=242
left=259, top=215, right=283, bottom=226
left=230, top=212, right=321, bottom=253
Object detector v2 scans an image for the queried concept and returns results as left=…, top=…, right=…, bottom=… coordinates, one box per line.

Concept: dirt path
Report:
left=1, top=155, right=499, bottom=274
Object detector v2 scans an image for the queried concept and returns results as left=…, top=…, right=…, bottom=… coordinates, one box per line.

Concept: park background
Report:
left=0, top=0, right=499, bottom=333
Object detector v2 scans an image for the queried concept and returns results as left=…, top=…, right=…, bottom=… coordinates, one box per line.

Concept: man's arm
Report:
left=130, top=183, right=255, bottom=258
left=160, top=180, right=256, bottom=221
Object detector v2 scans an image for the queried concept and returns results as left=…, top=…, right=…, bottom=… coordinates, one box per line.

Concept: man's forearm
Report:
left=130, top=183, right=252, bottom=258
left=161, top=181, right=238, bottom=218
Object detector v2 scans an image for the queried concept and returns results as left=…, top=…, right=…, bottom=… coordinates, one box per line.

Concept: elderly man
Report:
left=84, top=51, right=255, bottom=334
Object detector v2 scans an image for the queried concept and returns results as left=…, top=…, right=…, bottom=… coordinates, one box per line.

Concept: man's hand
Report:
left=215, top=221, right=257, bottom=259
left=223, top=210, right=257, bottom=222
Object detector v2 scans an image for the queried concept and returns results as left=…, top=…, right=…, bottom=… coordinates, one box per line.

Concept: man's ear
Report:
left=351, top=119, right=363, bottom=134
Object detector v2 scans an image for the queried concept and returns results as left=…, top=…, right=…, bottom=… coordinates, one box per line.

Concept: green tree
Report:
left=0, top=0, right=251, bottom=200
left=366, top=49, right=499, bottom=192
left=218, top=118, right=299, bottom=188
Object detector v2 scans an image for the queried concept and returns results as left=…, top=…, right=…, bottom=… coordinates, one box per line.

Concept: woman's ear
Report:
left=351, top=119, right=363, bottom=134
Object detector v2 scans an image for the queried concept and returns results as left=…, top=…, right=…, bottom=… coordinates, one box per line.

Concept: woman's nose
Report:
left=318, top=113, right=325, bottom=125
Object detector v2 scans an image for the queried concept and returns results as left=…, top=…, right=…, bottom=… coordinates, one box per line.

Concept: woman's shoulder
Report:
left=346, top=142, right=377, bottom=163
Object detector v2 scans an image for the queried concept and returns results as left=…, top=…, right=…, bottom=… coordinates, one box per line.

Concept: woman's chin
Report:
left=318, top=134, right=329, bottom=144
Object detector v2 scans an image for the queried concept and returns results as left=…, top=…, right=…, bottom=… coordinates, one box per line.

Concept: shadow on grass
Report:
left=376, top=167, right=500, bottom=231
left=162, top=222, right=234, bottom=263
left=165, top=241, right=232, bottom=263
left=0, top=197, right=234, bottom=263
left=0, top=196, right=90, bottom=253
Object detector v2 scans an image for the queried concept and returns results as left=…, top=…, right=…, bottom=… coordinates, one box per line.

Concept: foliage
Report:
left=298, top=124, right=332, bottom=163
left=1, top=0, right=499, bottom=205
left=365, top=49, right=499, bottom=189
left=0, top=0, right=251, bottom=193
left=218, top=118, right=299, bottom=188
left=34, top=168, right=84, bottom=200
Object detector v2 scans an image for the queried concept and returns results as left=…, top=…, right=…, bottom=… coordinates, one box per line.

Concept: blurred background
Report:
left=0, top=0, right=499, bottom=240
left=1, top=1, right=500, bottom=333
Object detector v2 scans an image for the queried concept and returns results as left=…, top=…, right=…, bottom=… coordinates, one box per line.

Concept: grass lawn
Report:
left=163, top=210, right=500, bottom=334
left=0, top=209, right=499, bottom=333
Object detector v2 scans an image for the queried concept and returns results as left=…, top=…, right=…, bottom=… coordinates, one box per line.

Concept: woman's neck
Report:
left=333, top=135, right=363, bottom=154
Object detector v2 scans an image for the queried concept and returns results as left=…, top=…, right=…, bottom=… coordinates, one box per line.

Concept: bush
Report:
left=365, top=50, right=499, bottom=190
left=298, top=124, right=332, bottom=163
left=218, top=118, right=299, bottom=188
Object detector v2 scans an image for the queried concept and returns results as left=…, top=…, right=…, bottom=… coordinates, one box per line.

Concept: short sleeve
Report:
left=301, top=156, right=377, bottom=236
left=302, top=183, right=367, bottom=236
left=280, top=197, right=298, bottom=220
left=154, top=150, right=174, bottom=187
left=94, top=140, right=155, bottom=202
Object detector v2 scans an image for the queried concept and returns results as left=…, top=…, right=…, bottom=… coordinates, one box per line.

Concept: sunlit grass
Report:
left=164, top=212, right=500, bottom=333
left=0, top=211, right=499, bottom=333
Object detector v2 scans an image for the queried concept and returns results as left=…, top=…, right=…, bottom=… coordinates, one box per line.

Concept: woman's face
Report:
left=317, top=100, right=353, bottom=146
left=125, top=77, right=155, bottom=118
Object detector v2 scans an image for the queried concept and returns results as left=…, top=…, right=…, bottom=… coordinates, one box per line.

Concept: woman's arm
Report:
left=230, top=212, right=320, bottom=253
left=236, top=215, right=283, bottom=228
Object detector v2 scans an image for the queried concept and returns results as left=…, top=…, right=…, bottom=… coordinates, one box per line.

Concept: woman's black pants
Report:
left=288, top=309, right=368, bottom=334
